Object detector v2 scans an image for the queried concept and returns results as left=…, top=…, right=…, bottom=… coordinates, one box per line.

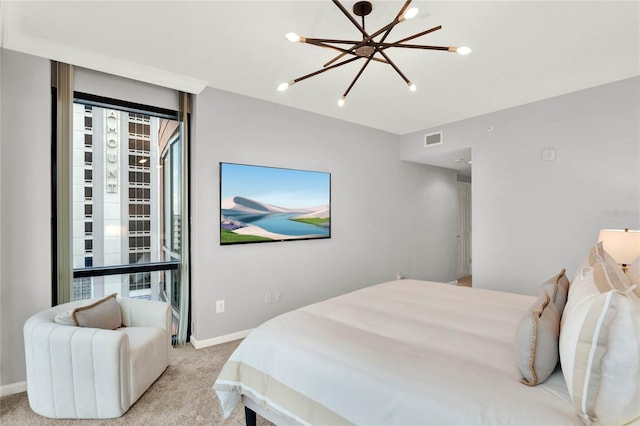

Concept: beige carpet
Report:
left=0, top=340, right=273, bottom=425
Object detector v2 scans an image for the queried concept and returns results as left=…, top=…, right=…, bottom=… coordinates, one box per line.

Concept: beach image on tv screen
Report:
left=220, top=163, right=331, bottom=245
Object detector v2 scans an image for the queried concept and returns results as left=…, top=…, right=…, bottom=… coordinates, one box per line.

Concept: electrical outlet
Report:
left=275, top=291, right=282, bottom=303
left=264, top=292, right=272, bottom=304
left=215, top=300, right=225, bottom=313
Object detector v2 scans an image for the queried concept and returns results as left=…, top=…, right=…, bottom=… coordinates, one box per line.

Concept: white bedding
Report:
left=214, top=279, right=581, bottom=425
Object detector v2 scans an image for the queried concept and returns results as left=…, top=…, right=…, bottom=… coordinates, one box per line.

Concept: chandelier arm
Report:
left=387, top=25, right=442, bottom=46
left=375, top=49, right=411, bottom=85
left=378, top=43, right=451, bottom=51
left=362, top=3, right=410, bottom=86
left=291, top=56, right=362, bottom=85
left=323, top=20, right=400, bottom=68
left=305, top=37, right=369, bottom=45
left=371, top=2, right=405, bottom=52
left=332, top=0, right=369, bottom=39
left=394, top=0, right=413, bottom=21
left=342, top=56, right=375, bottom=98
left=305, top=40, right=389, bottom=64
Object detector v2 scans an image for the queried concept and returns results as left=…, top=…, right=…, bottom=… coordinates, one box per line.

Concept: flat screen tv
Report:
left=220, top=162, right=331, bottom=245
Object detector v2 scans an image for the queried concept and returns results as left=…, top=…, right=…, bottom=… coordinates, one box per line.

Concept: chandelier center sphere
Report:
left=355, top=45, right=376, bottom=57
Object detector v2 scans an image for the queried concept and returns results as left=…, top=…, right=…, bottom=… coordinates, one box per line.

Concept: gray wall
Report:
left=190, top=88, right=457, bottom=340
left=0, top=49, right=457, bottom=389
left=1, top=49, right=52, bottom=387
left=401, top=76, right=640, bottom=295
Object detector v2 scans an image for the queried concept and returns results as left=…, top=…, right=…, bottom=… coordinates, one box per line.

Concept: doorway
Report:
left=456, top=181, right=472, bottom=281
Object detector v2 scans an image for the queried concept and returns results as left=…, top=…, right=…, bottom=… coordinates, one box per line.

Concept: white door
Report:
left=456, top=182, right=472, bottom=278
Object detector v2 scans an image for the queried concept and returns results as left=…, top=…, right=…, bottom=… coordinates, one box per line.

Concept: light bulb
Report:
left=408, top=82, right=417, bottom=92
left=402, top=7, right=419, bottom=20
left=277, top=82, right=290, bottom=92
left=338, top=96, right=346, bottom=107
left=285, top=32, right=301, bottom=43
left=457, top=46, right=472, bottom=55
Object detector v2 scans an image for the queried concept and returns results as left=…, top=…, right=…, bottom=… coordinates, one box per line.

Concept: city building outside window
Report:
left=68, top=98, right=185, bottom=340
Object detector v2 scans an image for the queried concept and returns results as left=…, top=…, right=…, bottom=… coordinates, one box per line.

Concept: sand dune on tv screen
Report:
left=232, top=224, right=319, bottom=240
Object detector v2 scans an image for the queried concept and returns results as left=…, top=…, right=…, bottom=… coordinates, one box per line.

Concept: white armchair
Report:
left=23, top=297, right=171, bottom=419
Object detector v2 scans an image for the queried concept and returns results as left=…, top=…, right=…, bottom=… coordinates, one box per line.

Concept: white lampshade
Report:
left=597, top=229, right=640, bottom=265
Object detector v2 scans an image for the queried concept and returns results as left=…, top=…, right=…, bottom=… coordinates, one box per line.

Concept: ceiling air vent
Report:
left=424, top=131, right=443, bottom=148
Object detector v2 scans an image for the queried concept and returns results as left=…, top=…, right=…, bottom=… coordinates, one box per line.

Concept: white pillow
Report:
left=53, top=309, right=75, bottom=326
left=627, top=256, right=640, bottom=288
left=560, top=266, right=640, bottom=425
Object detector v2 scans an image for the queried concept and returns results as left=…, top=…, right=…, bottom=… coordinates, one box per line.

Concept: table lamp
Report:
left=597, top=228, right=640, bottom=272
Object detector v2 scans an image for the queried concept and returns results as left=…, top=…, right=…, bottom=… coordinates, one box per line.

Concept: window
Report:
left=71, top=101, right=179, bottom=292
left=127, top=188, right=150, bottom=201
left=128, top=203, right=151, bottom=216
left=53, top=63, right=190, bottom=344
left=128, top=121, right=150, bottom=136
left=128, top=154, right=150, bottom=167
left=129, top=219, right=150, bottom=232
left=73, top=277, right=92, bottom=301
left=70, top=97, right=185, bottom=338
left=129, top=138, right=150, bottom=152
left=128, top=171, right=150, bottom=184
left=128, top=236, right=151, bottom=249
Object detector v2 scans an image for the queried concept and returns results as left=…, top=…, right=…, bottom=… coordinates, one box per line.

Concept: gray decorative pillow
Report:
left=515, top=292, right=560, bottom=386
left=72, top=293, right=122, bottom=330
left=540, top=268, right=570, bottom=315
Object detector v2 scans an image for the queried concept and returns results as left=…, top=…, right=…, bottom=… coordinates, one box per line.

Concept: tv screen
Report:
left=220, top=162, right=331, bottom=245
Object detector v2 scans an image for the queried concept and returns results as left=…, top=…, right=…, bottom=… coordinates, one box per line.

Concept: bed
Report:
left=213, top=245, right=640, bottom=426
left=214, top=279, right=580, bottom=425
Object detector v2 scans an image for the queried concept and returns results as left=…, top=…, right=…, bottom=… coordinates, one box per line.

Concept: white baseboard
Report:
left=190, top=329, right=252, bottom=350
left=1, top=381, right=26, bottom=397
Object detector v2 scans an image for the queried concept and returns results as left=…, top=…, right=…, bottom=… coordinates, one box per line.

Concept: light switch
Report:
left=542, top=148, right=556, bottom=161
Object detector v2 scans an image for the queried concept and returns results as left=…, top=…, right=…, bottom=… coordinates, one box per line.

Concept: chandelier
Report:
left=277, top=0, right=471, bottom=107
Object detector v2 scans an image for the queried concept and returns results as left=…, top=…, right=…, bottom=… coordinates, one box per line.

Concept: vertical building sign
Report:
left=106, top=110, right=119, bottom=193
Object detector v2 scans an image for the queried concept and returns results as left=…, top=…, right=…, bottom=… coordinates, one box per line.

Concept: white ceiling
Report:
left=1, top=1, right=638, bottom=173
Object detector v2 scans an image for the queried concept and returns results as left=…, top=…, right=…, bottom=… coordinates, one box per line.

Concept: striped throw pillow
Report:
left=559, top=265, right=640, bottom=425
left=590, top=242, right=638, bottom=296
